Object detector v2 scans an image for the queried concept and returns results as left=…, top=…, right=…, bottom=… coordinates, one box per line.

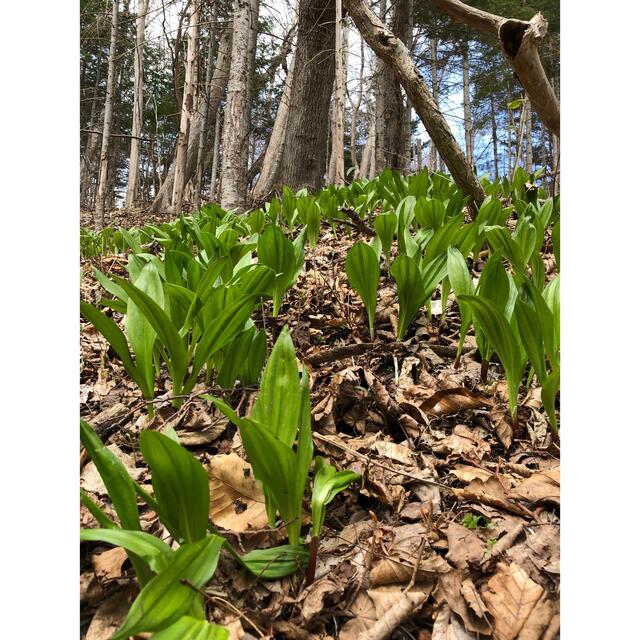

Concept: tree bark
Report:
left=431, top=0, right=559, bottom=137
left=125, top=0, right=149, bottom=210
left=277, top=0, right=335, bottom=193
left=94, top=0, right=119, bottom=231
left=415, top=137, right=422, bottom=171
left=220, top=0, right=259, bottom=211
left=252, top=51, right=297, bottom=202
left=172, top=0, right=200, bottom=214
left=345, top=0, right=484, bottom=213
left=350, top=36, right=365, bottom=176
left=149, top=23, right=232, bottom=213
left=525, top=96, right=533, bottom=173
left=194, top=6, right=218, bottom=210
left=490, top=94, right=499, bottom=180
left=462, top=42, right=473, bottom=164
left=428, top=37, right=438, bottom=172
left=210, top=105, right=222, bottom=198
left=332, top=0, right=346, bottom=185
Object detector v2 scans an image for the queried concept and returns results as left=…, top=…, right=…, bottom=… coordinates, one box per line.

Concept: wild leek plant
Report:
left=345, top=242, right=380, bottom=339
left=208, top=326, right=360, bottom=581
left=80, top=421, right=229, bottom=638
left=374, top=212, right=397, bottom=265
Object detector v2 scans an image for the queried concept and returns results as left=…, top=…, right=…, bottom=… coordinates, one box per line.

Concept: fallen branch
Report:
left=431, top=0, right=559, bottom=137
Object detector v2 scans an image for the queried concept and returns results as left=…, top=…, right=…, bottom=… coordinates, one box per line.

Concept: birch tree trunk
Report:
left=172, top=0, right=200, bottom=214
left=428, top=37, right=439, bottom=172
left=194, top=7, right=218, bottom=210
left=462, top=42, right=474, bottom=164
left=220, top=0, right=259, bottom=211
left=94, top=0, right=119, bottom=231
left=332, top=0, right=346, bottom=185
left=490, top=95, right=499, bottom=180
left=277, top=0, right=335, bottom=193
left=350, top=36, right=365, bottom=176
left=345, top=0, right=485, bottom=212
left=149, top=23, right=232, bottom=213
left=251, top=51, right=296, bottom=202
left=415, top=137, right=422, bottom=171
left=124, top=0, right=149, bottom=209
left=373, top=0, right=387, bottom=174
left=210, top=105, right=222, bottom=198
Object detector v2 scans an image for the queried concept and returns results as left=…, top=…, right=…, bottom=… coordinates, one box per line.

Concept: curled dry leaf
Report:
left=509, top=467, right=560, bottom=507
left=85, top=586, right=137, bottom=640
left=435, top=570, right=491, bottom=635
left=299, top=576, right=345, bottom=623
left=421, top=387, right=492, bottom=417
left=433, top=425, right=491, bottom=460
left=370, top=523, right=451, bottom=586
left=206, top=452, right=269, bottom=533
left=339, top=586, right=432, bottom=640
left=444, top=522, right=486, bottom=571
left=80, top=443, right=143, bottom=495
left=517, top=593, right=558, bottom=640
left=451, top=464, right=493, bottom=484
left=452, top=477, right=534, bottom=518
left=481, top=562, right=544, bottom=640
left=91, top=546, right=128, bottom=580
left=490, top=406, right=514, bottom=449
left=431, top=604, right=477, bottom=640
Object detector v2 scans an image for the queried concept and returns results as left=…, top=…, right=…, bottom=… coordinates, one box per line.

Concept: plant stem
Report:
left=305, top=535, right=320, bottom=586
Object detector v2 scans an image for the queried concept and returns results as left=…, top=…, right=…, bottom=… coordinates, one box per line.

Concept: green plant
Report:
left=374, top=212, right=397, bottom=265
left=208, top=326, right=359, bottom=581
left=345, top=241, right=380, bottom=339
left=460, top=514, right=492, bottom=530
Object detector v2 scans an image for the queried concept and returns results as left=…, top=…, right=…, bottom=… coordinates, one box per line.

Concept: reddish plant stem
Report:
left=305, top=535, right=320, bottom=586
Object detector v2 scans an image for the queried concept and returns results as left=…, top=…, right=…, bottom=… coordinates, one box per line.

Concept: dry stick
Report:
left=402, top=536, right=427, bottom=594
left=312, top=432, right=452, bottom=492
left=180, top=579, right=266, bottom=637
left=305, top=340, right=474, bottom=367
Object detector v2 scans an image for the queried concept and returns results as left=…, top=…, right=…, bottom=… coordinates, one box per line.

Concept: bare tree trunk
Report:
left=373, top=0, right=387, bottom=174
left=81, top=50, right=103, bottom=208
left=149, top=23, right=232, bottom=213
left=462, top=42, right=473, bottom=164
left=490, top=95, right=499, bottom=180
left=415, top=137, right=422, bottom=171
left=358, top=113, right=375, bottom=179
left=350, top=35, right=365, bottom=176
left=431, top=0, right=559, bottom=137
left=124, top=0, right=149, bottom=210
left=252, top=48, right=296, bottom=202
left=428, top=37, right=438, bottom=172
left=94, top=0, right=119, bottom=231
left=277, top=0, right=335, bottom=193
left=194, top=6, right=218, bottom=210
left=345, top=0, right=484, bottom=212
left=210, top=105, right=222, bottom=198
left=172, top=0, right=200, bottom=214
left=332, top=0, right=346, bottom=185
left=220, top=0, right=259, bottom=211
left=525, top=96, right=533, bottom=173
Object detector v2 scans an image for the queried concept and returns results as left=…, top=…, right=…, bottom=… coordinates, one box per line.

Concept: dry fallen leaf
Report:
left=81, top=444, right=143, bottom=495
left=85, top=587, right=137, bottom=640
left=444, top=522, right=486, bottom=571
left=206, top=452, right=269, bottom=532
left=91, top=546, right=128, bottom=580
left=517, top=593, right=558, bottom=640
left=435, top=570, right=491, bottom=635
left=433, top=425, right=491, bottom=460
left=452, top=477, right=534, bottom=518
left=509, top=467, right=560, bottom=507
left=481, top=562, right=544, bottom=640
left=491, top=406, right=514, bottom=449
left=421, top=387, right=492, bottom=416
left=431, top=604, right=477, bottom=640
left=340, top=586, right=432, bottom=640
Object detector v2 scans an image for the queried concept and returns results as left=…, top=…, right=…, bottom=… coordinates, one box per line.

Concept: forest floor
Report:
left=80, top=215, right=560, bottom=640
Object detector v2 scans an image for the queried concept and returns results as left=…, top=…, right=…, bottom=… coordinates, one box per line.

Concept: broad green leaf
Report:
left=251, top=326, right=300, bottom=446
left=113, top=276, right=188, bottom=393
left=459, top=295, right=526, bottom=418
left=257, top=224, right=296, bottom=316
left=140, top=431, right=210, bottom=544
left=447, top=247, right=474, bottom=358
left=112, top=535, right=225, bottom=640
left=541, top=369, right=560, bottom=433
left=80, top=489, right=117, bottom=529
left=543, top=275, right=560, bottom=356
left=80, top=420, right=140, bottom=531
left=414, top=199, right=445, bottom=230
left=514, top=291, right=547, bottom=385
left=374, top=212, right=397, bottom=265
left=80, top=528, right=172, bottom=573
left=245, top=329, right=267, bottom=383
left=151, top=616, right=229, bottom=640
left=390, top=255, right=426, bottom=340
left=345, top=242, right=380, bottom=339
left=238, top=545, right=309, bottom=579
left=421, top=253, right=448, bottom=299
left=311, top=458, right=360, bottom=537
left=125, top=262, right=164, bottom=397
left=80, top=302, right=149, bottom=397
left=216, top=327, right=256, bottom=388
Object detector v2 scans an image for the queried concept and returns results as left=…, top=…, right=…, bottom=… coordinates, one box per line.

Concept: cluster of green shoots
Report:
left=81, top=327, right=359, bottom=639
